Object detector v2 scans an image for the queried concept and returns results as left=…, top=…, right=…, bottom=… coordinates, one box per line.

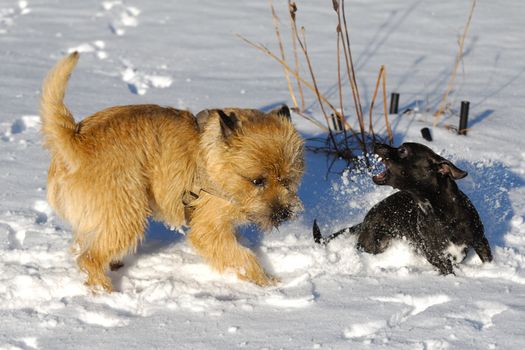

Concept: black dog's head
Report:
left=372, top=142, right=467, bottom=192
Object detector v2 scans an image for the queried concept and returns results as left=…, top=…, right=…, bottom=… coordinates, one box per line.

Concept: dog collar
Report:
left=182, top=187, right=234, bottom=224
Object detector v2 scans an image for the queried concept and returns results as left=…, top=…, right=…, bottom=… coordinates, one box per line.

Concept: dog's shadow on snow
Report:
left=110, top=220, right=185, bottom=290
left=457, top=160, right=524, bottom=247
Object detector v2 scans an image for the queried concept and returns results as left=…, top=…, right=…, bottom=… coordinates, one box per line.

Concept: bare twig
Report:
left=296, top=26, right=340, bottom=152
left=381, top=66, right=393, bottom=144
left=336, top=25, right=350, bottom=150
left=368, top=65, right=393, bottom=145
left=368, top=66, right=383, bottom=141
left=434, top=0, right=476, bottom=125
left=340, top=0, right=366, bottom=149
left=288, top=1, right=305, bottom=111
left=237, top=34, right=350, bottom=130
left=269, top=0, right=299, bottom=109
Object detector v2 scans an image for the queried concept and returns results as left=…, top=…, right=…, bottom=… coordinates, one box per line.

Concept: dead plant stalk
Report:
left=237, top=34, right=339, bottom=132
left=434, top=0, right=477, bottom=125
left=287, top=1, right=305, bottom=111
left=269, top=0, right=299, bottom=110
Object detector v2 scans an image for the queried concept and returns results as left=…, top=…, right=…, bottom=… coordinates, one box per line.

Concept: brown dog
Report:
left=40, top=52, right=305, bottom=291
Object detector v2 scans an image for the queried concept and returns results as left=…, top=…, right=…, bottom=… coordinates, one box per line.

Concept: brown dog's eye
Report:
left=252, top=177, right=266, bottom=187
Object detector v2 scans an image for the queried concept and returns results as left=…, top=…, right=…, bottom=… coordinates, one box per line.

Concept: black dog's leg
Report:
left=313, top=220, right=362, bottom=245
left=421, top=248, right=454, bottom=275
left=473, top=236, right=493, bottom=263
left=356, top=226, right=392, bottom=254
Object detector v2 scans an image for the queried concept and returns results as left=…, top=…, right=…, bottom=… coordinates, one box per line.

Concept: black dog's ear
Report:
left=271, top=105, right=291, bottom=121
left=218, top=110, right=238, bottom=138
left=436, top=160, right=468, bottom=180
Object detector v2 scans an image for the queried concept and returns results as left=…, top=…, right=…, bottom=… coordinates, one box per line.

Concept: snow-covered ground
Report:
left=1, top=0, right=525, bottom=348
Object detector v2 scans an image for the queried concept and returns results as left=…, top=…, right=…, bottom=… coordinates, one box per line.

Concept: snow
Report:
left=1, top=0, right=525, bottom=348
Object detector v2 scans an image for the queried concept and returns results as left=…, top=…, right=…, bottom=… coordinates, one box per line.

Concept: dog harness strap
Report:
left=182, top=190, right=200, bottom=224
left=182, top=187, right=234, bottom=224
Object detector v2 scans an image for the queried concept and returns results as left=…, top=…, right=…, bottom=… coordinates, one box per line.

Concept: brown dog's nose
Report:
left=271, top=204, right=292, bottom=226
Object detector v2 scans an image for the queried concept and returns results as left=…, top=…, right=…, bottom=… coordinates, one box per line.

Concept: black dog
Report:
left=313, top=142, right=493, bottom=275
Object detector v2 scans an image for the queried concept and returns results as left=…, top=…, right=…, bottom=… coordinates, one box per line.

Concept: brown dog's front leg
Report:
left=187, top=197, right=275, bottom=286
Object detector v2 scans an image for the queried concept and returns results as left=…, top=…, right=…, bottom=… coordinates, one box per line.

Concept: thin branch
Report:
left=368, top=66, right=383, bottom=141
left=296, top=26, right=340, bottom=152
left=341, top=0, right=366, bottom=145
left=434, top=0, right=476, bottom=125
left=269, top=0, right=298, bottom=109
left=237, top=34, right=350, bottom=130
left=381, top=66, right=393, bottom=144
left=288, top=1, right=305, bottom=111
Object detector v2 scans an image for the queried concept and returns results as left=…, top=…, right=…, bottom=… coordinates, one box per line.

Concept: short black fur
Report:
left=313, top=142, right=493, bottom=275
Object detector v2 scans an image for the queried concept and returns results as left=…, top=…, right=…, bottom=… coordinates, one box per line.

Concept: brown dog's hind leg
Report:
left=75, top=191, right=149, bottom=292
left=77, top=248, right=114, bottom=292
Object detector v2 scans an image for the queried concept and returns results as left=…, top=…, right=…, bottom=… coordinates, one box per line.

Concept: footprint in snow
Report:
left=0, top=1, right=31, bottom=34
left=371, top=293, right=451, bottom=327
left=264, top=273, right=315, bottom=309
left=75, top=306, right=130, bottom=327
left=344, top=320, right=387, bottom=339
left=120, top=60, right=173, bottom=95
left=343, top=293, right=451, bottom=341
left=447, top=301, right=507, bottom=330
left=100, top=0, right=140, bottom=36
left=2, top=115, right=40, bottom=141
left=67, top=40, right=108, bottom=60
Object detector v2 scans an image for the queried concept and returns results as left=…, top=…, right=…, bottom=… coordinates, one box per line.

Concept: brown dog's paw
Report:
left=238, top=270, right=280, bottom=287
left=85, top=275, right=113, bottom=293
left=265, top=274, right=281, bottom=286
left=109, top=261, right=124, bottom=271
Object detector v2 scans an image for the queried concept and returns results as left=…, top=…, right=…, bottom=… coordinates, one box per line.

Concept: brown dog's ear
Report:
left=436, top=160, right=468, bottom=180
left=270, top=105, right=291, bottom=121
left=218, top=110, right=238, bottom=138
left=195, top=109, right=210, bottom=131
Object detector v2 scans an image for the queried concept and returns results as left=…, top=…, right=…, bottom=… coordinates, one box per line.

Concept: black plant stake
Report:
left=421, top=127, right=432, bottom=141
left=389, top=93, right=400, bottom=114
left=330, top=114, right=344, bottom=133
left=459, top=100, right=469, bottom=135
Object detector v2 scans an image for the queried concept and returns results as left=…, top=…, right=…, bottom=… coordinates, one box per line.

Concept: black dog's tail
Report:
left=313, top=219, right=362, bottom=245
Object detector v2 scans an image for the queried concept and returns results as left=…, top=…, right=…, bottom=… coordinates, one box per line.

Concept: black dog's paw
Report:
left=313, top=219, right=324, bottom=245
left=436, top=258, right=455, bottom=276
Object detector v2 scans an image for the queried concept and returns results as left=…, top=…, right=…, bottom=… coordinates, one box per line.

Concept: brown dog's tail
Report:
left=40, top=52, right=81, bottom=167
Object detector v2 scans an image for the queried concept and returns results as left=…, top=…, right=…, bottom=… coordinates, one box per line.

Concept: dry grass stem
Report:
left=269, top=0, right=299, bottom=110
left=239, top=0, right=404, bottom=169
left=296, top=27, right=340, bottom=152
left=434, top=0, right=476, bottom=125
left=236, top=34, right=342, bottom=129
left=381, top=66, right=393, bottom=144
left=288, top=1, right=305, bottom=111
left=368, top=66, right=383, bottom=140
left=340, top=0, right=366, bottom=146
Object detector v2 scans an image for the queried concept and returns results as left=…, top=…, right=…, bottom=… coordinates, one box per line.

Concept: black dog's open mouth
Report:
left=372, top=157, right=390, bottom=185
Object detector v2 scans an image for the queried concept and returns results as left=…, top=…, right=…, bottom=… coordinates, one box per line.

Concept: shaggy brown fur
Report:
left=40, top=52, right=305, bottom=291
